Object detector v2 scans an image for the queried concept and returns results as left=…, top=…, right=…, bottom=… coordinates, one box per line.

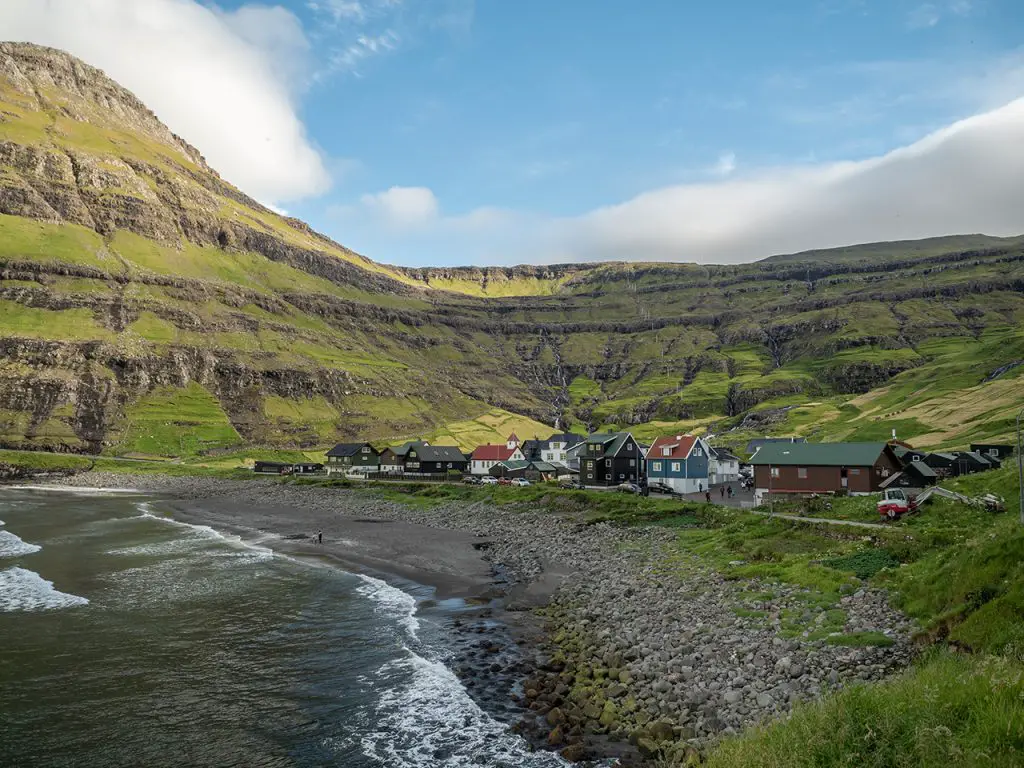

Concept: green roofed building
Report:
left=749, top=442, right=903, bottom=502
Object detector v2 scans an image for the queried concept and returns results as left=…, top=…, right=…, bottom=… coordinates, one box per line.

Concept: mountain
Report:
left=1, top=42, right=1023, bottom=459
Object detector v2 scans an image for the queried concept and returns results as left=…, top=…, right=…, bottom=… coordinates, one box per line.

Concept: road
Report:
left=750, top=511, right=889, bottom=529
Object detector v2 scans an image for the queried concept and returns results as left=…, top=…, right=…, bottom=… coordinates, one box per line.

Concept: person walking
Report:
left=727, top=485, right=734, bottom=499
left=705, top=490, right=712, bottom=504
left=317, top=530, right=323, bottom=544
left=720, top=486, right=725, bottom=499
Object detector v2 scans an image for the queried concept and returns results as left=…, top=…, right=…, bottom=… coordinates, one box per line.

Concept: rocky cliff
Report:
left=1, top=42, right=1022, bottom=456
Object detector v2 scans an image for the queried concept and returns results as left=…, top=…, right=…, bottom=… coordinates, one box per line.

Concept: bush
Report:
left=824, top=549, right=900, bottom=580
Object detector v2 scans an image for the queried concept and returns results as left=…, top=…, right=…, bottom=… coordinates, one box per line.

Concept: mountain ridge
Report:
left=1, top=42, right=1022, bottom=458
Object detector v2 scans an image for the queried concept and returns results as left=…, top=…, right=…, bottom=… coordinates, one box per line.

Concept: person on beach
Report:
left=317, top=530, right=323, bottom=544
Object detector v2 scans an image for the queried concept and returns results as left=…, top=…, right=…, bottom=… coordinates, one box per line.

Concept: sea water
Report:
left=0, top=487, right=567, bottom=768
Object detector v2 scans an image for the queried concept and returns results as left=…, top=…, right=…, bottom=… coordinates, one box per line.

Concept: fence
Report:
left=362, top=471, right=457, bottom=484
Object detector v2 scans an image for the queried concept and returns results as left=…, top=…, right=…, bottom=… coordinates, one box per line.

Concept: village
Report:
left=252, top=430, right=1014, bottom=515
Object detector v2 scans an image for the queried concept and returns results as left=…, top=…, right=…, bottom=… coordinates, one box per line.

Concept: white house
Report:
left=470, top=433, right=525, bottom=475
left=536, top=432, right=584, bottom=464
left=709, top=447, right=742, bottom=484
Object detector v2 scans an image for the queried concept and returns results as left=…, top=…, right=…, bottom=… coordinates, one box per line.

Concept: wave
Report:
left=132, top=505, right=274, bottom=564
left=362, top=650, right=569, bottom=768
left=355, top=574, right=420, bottom=641
left=0, top=530, right=42, bottom=558
left=0, top=567, right=89, bottom=612
left=3, top=485, right=147, bottom=495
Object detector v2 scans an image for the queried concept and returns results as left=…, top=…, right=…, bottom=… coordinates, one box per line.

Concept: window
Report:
left=663, top=447, right=671, bottom=457
left=651, top=461, right=662, bottom=472
left=407, top=462, right=420, bottom=469
left=629, top=459, right=636, bottom=467
left=797, top=467, right=808, bottom=479
left=989, top=448, right=999, bottom=457
left=619, top=474, right=625, bottom=479
left=694, top=447, right=702, bottom=457
left=671, top=462, right=680, bottom=472
left=605, top=459, right=612, bottom=468
left=586, top=473, right=593, bottom=479
left=361, top=446, right=370, bottom=453
left=881, top=468, right=890, bottom=477
left=850, top=468, right=861, bottom=475
left=771, top=467, right=780, bottom=478
left=447, top=463, right=453, bottom=469
left=626, top=443, right=633, bottom=451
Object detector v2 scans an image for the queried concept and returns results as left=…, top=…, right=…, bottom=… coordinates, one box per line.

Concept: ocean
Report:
left=0, top=487, right=568, bottom=768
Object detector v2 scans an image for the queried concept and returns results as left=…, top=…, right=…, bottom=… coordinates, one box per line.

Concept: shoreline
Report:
left=37, top=472, right=919, bottom=766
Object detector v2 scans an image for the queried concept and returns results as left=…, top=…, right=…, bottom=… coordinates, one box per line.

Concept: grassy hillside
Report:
left=2, top=42, right=1024, bottom=460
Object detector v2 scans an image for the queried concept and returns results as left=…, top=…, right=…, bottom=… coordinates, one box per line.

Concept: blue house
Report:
left=645, top=434, right=711, bottom=494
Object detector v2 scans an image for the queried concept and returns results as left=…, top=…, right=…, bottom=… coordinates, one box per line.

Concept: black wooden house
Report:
left=579, top=432, right=644, bottom=486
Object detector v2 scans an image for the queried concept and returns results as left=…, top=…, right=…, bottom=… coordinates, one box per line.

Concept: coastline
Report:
left=38, top=472, right=918, bottom=766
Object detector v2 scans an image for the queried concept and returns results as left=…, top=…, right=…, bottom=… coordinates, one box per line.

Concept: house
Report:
left=749, top=442, right=903, bottom=503
left=922, top=451, right=959, bottom=475
left=709, top=447, right=742, bottom=484
left=565, top=440, right=588, bottom=472
left=325, top=442, right=380, bottom=475
left=579, top=432, right=644, bottom=486
left=892, top=445, right=928, bottom=466
left=646, top=435, right=712, bottom=494
left=490, top=459, right=564, bottom=481
left=253, top=460, right=294, bottom=475
left=952, top=451, right=996, bottom=474
left=538, top=433, right=585, bottom=464
left=470, top=434, right=525, bottom=475
left=971, top=443, right=1015, bottom=461
left=379, top=440, right=428, bottom=473
left=745, top=436, right=806, bottom=456
left=881, top=459, right=939, bottom=489
left=291, top=462, right=324, bottom=474
left=405, top=443, right=469, bottom=474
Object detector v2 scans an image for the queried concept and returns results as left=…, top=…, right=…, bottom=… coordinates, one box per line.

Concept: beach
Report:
left=39, top=473, right=919, bottom=765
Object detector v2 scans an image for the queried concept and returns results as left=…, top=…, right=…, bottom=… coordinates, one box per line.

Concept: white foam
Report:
left=3, top=485, right=146, bottom=495
left=134, top=506, right=274, bottom=564
left=0, top=567, right=88, bottom=611
left=361, top=650, right=569, bottom=768
left=356, top=574, right=419, bottom=640
left=0, top=530, right=42, bottom=558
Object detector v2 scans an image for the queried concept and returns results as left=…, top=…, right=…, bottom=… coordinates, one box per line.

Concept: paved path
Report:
left=751, top=511, right=889, bottom=529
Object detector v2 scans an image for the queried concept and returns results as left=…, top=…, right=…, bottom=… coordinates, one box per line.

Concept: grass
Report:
left=705, top=651, right=1024, bottom=768
left=109, top=383, right=242, bottom=458
left=0, top=449, right=93, bottom=471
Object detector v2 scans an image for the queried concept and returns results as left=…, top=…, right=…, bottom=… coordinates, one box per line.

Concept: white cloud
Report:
left=359, top=186, right=440, bottom=228
left=308, top=1, right=367, bottom=22
left=558, top=98, right=1024, bottom=263
left=0, top=0, right=330, bottom=204
left=326, top=30, right=400, bottom=76
left=908, top=0, right=975, bottom=29
left=340, top=98, right=1024, bottom=265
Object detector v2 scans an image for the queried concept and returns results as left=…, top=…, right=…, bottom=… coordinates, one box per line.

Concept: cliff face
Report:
left=1, top=43, right=1022, bottom=456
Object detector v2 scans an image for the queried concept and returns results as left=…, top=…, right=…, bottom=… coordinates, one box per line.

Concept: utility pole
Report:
left=1017, top=407, right=1024, bottom=526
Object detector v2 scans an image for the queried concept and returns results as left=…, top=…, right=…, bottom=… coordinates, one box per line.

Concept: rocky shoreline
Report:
left=40, top=473, right=917, bottom=765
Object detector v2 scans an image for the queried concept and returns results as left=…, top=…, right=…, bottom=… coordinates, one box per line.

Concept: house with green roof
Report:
left=749, top=441, right=902, bottom=503
left=579, top=432, right=644, bottom=486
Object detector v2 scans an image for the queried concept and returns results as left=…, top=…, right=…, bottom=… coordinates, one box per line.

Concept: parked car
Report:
left=561, top=481, right=586, bottom=490
left=480, top=476, right=498, bottom=485
left=463, top=475, right=481, bottom=485
left=511, top=478, right=531, bottom=487
left=497, top=477, right=513, bottom=486
left=617, top=482, right=641, bottom=494
left=647, top=482, right=676, bottom=496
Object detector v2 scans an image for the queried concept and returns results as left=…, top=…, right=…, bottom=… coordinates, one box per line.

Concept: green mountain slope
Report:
left=1, top=42, right=1023, bottom=458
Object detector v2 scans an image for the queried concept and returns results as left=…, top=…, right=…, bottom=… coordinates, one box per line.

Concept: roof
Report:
left=519, top=439, right=543, bottom=460
left=710, top=447, right=741, bottom=462
left=745, top=436, right=806, bottom=454
left=495, top=459, right=531, bottom=471
left=533, top=461, right=558, bottom=472
left=390, top=440, right=428, bottom=456
left=749, top=442, right=890, bottom=467
left=961, top=451, right=994, bottom=466
left=646, top=435, right=699, bottom=460
left=326, top=442, right=374, bottom=457
left=907, top=460, right=938, bottom=477
left=472, top=444, right=520, bottom=461
left=415, top=445, right=467, bottom=463
left=546, top=432, right=584, bottom=447
left=507, top=432, right=519, bottom=442
left=585, top=432, right=636, bottom=457
left=891, top=445, right=911, bottom=458
left=971, top=443, right=1013, bottom=449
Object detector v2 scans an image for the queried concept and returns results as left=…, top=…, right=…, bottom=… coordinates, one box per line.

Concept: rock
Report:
left=724, top=690, right=742, bottom=704
left=546, top=707, right=566, bottom=726
left=560, top=744, right=586, bottom=762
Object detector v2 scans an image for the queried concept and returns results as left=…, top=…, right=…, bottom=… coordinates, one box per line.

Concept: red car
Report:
left=497, top=477, right=513, bottom=486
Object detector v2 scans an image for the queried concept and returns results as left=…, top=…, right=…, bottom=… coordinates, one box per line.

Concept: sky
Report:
left=1, top=0, right=1023, bottom=266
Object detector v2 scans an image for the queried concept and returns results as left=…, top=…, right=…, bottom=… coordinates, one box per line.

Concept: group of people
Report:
left=704, top=484, right=739, bottom=503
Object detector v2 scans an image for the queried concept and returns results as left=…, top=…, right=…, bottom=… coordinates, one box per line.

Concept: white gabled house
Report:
left=470, top=433, right=525, bottom=475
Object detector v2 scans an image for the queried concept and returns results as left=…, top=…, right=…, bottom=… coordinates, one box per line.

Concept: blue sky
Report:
left=4, top=0, right=1024, bottom=265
